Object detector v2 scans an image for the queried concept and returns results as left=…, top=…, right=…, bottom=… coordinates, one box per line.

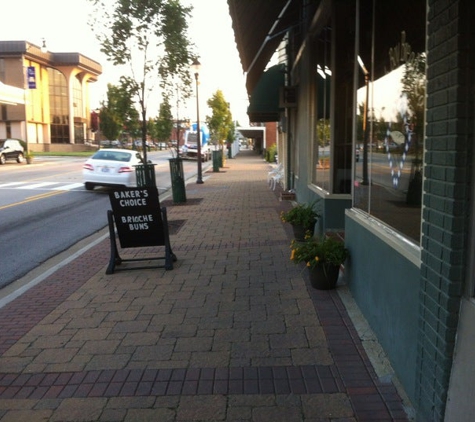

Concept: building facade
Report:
left=228, top=0, right=475, bottom=420
left=0, top=40, right=102, bottom=151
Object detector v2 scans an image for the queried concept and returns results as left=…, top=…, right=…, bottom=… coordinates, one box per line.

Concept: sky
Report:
left=0, top=0, right=250, bottom=125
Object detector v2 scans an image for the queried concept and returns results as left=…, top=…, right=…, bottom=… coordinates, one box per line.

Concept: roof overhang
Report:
left=236, top=126, right=265, bottom=139
left=0, top=81, right=24, bottom=105
left=0, top=41, right=102, bottom=79
left=227, top=0, right=301, bottom=95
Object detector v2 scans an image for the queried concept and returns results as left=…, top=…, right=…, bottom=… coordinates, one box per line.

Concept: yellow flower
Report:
left=315, top=256, right=320, bottom=262
left=290, top=250, right=295, bottom=260
left=306, top=262, right=311, bottom=267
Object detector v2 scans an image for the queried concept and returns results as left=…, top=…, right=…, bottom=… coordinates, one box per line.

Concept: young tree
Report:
left=206, top=90, right=233, bottom=148
left=226, top=120, right=236, bottom=145
left=100, top=83, right=139, bottom=142
left=154, top=96, right=174, bottom=149
left=89, top=0, right=195, bottom=162
left=99, top=107, right=121, bottom=141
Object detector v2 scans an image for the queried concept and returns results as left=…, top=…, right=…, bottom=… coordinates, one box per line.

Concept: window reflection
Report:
left=314, top=26, right=331, bottom=191
left=354, top=2, right=426, bottom=244
left=48, top=68, right=69, bottom=144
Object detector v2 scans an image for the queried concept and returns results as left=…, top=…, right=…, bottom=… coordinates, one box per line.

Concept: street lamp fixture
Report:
left=191, top=58, right=203, bottom=184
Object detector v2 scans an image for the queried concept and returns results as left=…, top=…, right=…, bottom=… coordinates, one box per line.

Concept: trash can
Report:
left=135, top=163, right=156, bottom=187
left=169, top=158, right=187, bottom=203
left=212, top=150, right=220, bottom=172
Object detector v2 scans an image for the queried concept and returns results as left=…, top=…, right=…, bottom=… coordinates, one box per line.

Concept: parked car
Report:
left=0, top=139, right=25, bottom=164
left=100, top=140, right=120, bottom=148
left=82, top=148, right=146, bottom=190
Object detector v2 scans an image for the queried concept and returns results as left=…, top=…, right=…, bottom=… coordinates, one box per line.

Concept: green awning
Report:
left=247, top=64, right=285, bottom=122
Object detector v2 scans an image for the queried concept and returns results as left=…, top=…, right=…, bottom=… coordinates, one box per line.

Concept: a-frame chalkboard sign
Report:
left=106, top=187, right=176, bottom=274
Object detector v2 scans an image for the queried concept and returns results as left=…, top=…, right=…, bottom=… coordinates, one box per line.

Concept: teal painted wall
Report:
left=293, top=179, right=351, bottom=233
left=322, top=196, right=351, bottom=232
left=345, top=214, right=419, bottom=404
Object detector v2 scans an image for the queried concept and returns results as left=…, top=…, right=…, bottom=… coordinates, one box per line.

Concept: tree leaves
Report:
left=88, top=0, right=195, bottom=160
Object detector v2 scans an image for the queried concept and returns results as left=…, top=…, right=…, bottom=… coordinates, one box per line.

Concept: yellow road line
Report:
left=0, top=190, right=67, bottom=211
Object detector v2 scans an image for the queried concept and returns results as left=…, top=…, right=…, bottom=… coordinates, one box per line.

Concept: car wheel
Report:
left=17, top=153, right=24, bottom=163
left=85, top=182, right=95, bottom=191
left=0, top=154, right=5, bottom=165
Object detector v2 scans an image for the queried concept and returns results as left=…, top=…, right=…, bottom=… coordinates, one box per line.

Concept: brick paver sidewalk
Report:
left=0, top=150, right=410, bottom=421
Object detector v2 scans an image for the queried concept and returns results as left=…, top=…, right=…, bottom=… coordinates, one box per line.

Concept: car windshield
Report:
left=93, top=151, right=132, bottom=162
left=0, top=141, right=5, bottom=148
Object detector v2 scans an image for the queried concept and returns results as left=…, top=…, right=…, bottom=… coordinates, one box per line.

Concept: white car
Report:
left=82, top=149, right=145, bottom=190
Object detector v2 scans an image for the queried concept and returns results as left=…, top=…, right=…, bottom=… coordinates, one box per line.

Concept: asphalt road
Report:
left=0, top=150, right=206, bottom=289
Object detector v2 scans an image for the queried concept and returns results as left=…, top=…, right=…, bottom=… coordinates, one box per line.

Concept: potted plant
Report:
left=25, top=150, right=34, bottom=164
left=290, top=234, right=348, bottom=290
left=280, top=201, right=320, bottom=240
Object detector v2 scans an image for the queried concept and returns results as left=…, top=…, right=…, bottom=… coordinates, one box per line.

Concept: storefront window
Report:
left=314, top=25, right=331, bottom=191
left=48, top=68, right=69, bottom=143
left=73, top=76, right=83, bottom=118
left=353, top=1, right=426, bottom=244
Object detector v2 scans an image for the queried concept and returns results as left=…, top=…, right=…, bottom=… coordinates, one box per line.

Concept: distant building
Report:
left=0, top=40, right=102, bottom=151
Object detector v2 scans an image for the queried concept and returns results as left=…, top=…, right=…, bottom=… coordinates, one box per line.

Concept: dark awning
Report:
left=227, top=0, right=301, bottom=95
left=247, top=64, right=285, bottom=123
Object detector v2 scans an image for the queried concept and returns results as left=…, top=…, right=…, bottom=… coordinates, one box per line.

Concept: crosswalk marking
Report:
left=18, top=182, right=61, bottom=189
left=0, top=181, right=84, bottom=191
left=0, top=182, right=27, bottom=188
left=51, top=183, right=84, bottom=191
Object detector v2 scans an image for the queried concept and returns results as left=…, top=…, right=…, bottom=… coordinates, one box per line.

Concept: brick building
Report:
left=229, top=0, right=475, bottom=420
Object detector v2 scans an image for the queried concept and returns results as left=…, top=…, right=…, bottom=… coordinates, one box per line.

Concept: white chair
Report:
left=267, top=163, right=283, bottom=187
left=270, top=169, right=284, bottom=190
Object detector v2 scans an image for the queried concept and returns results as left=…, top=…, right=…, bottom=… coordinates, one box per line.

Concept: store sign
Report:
left=108, top=187, right=164, bottom=248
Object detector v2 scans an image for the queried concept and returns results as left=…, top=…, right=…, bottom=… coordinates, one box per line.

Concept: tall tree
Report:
left=89, top=0, right=195, bottom=162
left=206, top=90, right=233, bottom=148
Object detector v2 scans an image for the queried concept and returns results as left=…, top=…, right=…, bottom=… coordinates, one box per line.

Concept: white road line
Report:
left=0, top=189, right=174, bottom=309
left=51, top=183, right=84, bottom=191
left=17, top=182, right=60, bottom=189
left=0, top=182, right=28, bottom=188
left=0, top=232, right=109, bottom=309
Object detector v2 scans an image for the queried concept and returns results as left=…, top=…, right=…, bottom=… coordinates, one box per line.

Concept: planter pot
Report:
left=308, top=264, right=340, bottom=290
left=26, top=157, right=33, bottom=164
left=292, top=224, right=313, bottom=241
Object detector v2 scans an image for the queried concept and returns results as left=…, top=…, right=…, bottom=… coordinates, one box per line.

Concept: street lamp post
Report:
left=191, top=59, right=203, bottom=184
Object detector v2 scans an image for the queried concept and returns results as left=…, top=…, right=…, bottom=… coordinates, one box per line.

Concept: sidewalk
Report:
left=0, top=149, right=410, bottom=421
